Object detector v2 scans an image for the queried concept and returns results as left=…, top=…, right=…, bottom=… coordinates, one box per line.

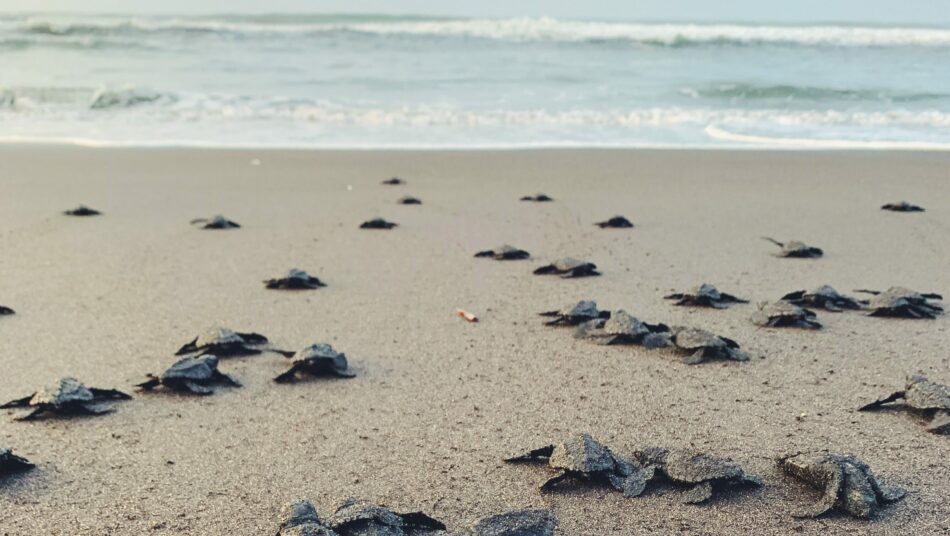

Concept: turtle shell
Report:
left=548, top=434, right=620, bottom=474
left=468, top=509, right=556, bottom=536
left=541, top=300, right=605, bottom=325
left=29, top=378, right=94, bottom=407
left=161, top=355, right=221, bottom=383
left=278, top=501, right=338, bottom=536
left=659, top=449, right=755, bottom=485
left=881, top=201, right=924, bottom=212
left=292, top=344, right=350, bottom=373
left=903, top=376, right=950, bottom=411
left=360, top=218, right=398, bottom=229
left=751, top=301, right=821, bottom=328
left=0, top=448, right=35, bottom=473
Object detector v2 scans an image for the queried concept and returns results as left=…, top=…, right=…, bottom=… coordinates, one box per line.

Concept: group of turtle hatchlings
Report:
left=0, top=193, right=943, bottom=530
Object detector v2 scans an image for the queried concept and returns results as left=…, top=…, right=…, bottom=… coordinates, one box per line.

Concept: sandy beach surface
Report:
left=0, top=146, right=948, bottom=535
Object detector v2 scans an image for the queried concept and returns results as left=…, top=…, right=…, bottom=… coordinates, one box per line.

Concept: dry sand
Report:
left=0, top=146, right=948, bottom=535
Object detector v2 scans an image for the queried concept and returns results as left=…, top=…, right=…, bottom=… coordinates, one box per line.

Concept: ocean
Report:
left=1, top=13, right=949, bottom=149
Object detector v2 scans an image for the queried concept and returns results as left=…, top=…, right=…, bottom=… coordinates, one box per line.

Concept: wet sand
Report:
left=0, top=146, right=948, bottom=534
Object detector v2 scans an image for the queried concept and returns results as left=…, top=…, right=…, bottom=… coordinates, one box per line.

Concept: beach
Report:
left=0, top=146, right=948, bottom=534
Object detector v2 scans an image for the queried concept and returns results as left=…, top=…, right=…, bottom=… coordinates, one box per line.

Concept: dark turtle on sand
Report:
left=464, top=509, right=556, bottom=536
left=778, top=452, right=905, bottom=518
left=0, top=377, right=131, bottom=421
left=520, top=194, right=553, bottom=202
left=575, top=310, right=671, bottom=347
left=664, top=283, right=748, bottom=309
left=856, top=287, right=943, bottom=319
left=669, top=326, right=749, bottom=364
left=398, top=196, right=422, bottom=205
left=327, top=497, right=446, bottom=535
left=137, top=354, right=240, bottom=395
left=360, top=218, right=398, bottom=229
left=0, top=306, right=13, bottom=315
left=859, top=375, right=950, bottom=434
left=265, top=269, right=327, bottom=290
left=533, top=257, right=600, bottom=278
left=881, top=201, right=924, bottom=212
left=539, top=300, right=609, bottom=326
left=176, top=327, right=273, bottom=357
left=594, top=216, right=633, bottom=229
left=781, top=285, right=863, bottom=312
left=751, top=301, right=821, bottom=329
left=277, top=500, right=339, bottom=536
left=382, top=177, right=405, bottom=185
left=0, top=448, right=34, bottom=476
left=474, top=245, right=530, bottom=261
left=63, top=205, right=100, bottom=216
left=191, top=215, right=240, bottom=229
left=504, top=433, right=650, bottom=497
left=762, top=237, right=823, bottom=258
left=631, top=447, right=762, bottom=504
left=274, top=344, right=356, bottom=383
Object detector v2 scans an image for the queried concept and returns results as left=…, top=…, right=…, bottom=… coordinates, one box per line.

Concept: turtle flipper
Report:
left=793, top=465, right=843, bottom=518
left=273, top=367, right=300, bottom=384
left=539, top=471, right=571, bottom=493
left=0, top=395, right=34, bottom=409
left=214, top=371, right=242, bottom=387
left=89, top=388, right=133, bottom=401
left=610, top=466, right=655, bottom=498
left=858, top=391, right=905, bottom=412
left=398, top=512, right=446, bottom=531
left=135, top=377, right=161, bottom=391
left=504, top=445, right=555, bottom=463
left=183, top=382, right=214, bottom=395
left=332, top=369, right=357, bottom=379
left=74, top=404, right=113, bottom=416
left=926, top=410, right=950, bottom=434
left=15, top=407, right=49, bottom=421
left=682, top=481, right=714, bottom=504
left=175, top=337, right=199, bottom=355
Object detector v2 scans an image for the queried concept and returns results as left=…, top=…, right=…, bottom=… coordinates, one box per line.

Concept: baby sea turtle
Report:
left=176, top=327, right=274, bottom=357
left=856, top=287, right=943, bottom=319
left=859, top=375, right=950, bottom=434
left=474, top=245, right=530, bottom=260
left=399, top=196, right=422, bottom=205
left=574, top=310, right=671, bottom=347
left=780, top=285, right=863, bottom=312
left=0, top=306, right=14, bottom=315
left=778, top=452, right=905, bottom=518
left=670, top=326, right=749, bottom=364
left=539, top=300, right=609, bottom=326
left=274, top=344, right=356, bottom=383
left=594, top=216, right=634, bottom=229
left=504, top=433, right=649, bottom=497
left=360, top=218, right=398, bottom=229
left=191, top=215, right=240, bottom=229
left=881, top=201, right=924, bottom=212
left=63, top=205, right=101, bottom=216
left=762, top=237, right=823, bottom=258
left=520, top=194, right=553, bottom=202
left=264, top=269, right=327, bottom=290
left=464, top=509, right=556, bottom=536
left=533, top=257, right=600, bottom=278
left=0, top=377, right=131, bottom=421
left=664, top=283, right=748, bottom=308
left=277, top=500, right=339, bottom=536
left=631, top=447, right=762, bottom=504
left=327, top=497, right=446, bottom=535
left=0, top=448, right=34, bottom=476
left=750, top=301, right=821, bottom=329
left=136, top=354, right=240, bottom=395
left=382, top=177, right=405, bottom=185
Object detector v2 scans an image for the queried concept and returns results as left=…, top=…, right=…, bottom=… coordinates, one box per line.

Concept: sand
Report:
left=0, top=146, right=948, bottom=535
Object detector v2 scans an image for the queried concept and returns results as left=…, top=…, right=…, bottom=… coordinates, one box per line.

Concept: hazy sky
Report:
left=4, top=0, right=949, bottom=25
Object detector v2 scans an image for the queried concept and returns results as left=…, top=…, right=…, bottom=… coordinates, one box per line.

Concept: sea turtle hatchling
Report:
left=273, top=344, right=356, bottom=383
left=0, top=377, right=131, bottom=421
left=856, top=287, right=943, bottom=319
left=750, top=301, right=822, bottom=329
left=520, top=194, right=553, bottom=202
left=264, top=269, right=327, bottom=290
left=398, top=196, right=422, bottom=205
left=504, top=433, right=651, bottom=497
left=0, top=306, right=13, bottom=315
left=778, top=452, right=905, bottom=518
left=881, top=201, right=924, bottom=212
left=136, top=354, right=241, bottom=395
left=175, top=327, right=276, bottom=357
left=191, top=215, right=240, bottom=229
left=277, top=500, right=339, bottom=536
left=360, top=218, right=398, bottom=229
left=631, top=447, right=763, bottom=504
left=382, top=177, right=405, bottom=185
left=327, top=497, right=446, bottom=535
left=859, top=375, right=950, bottom=434
left=539, top=300, right=609, bottom=326
left=594, top=216, right=633, bottom=228
left=474, top=245, right=530, bottom=260
left=664, top=283, right=748, bottom=308
left=0, top=448, right=34, bottom=476
left=63, top=205, right=101, bottom=216
left=462, top=509, right=556, bottom=536
left=780, top=285, right=863, bottom=312
left=669, top=326, right=749, bottom=364
left=574, top=310, right=671, bottom=347
left=762, top=237, right=823, bottom=258
left=533, top=257, right=600, bottom=278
